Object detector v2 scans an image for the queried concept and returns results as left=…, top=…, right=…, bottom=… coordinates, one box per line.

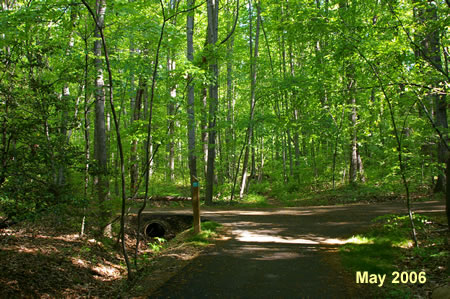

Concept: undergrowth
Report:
left=339, top=213, right=449, bottom=298
left=187, top=221, right=222, bottom=245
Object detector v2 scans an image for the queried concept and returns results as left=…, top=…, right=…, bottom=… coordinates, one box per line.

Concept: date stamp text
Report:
left=356, top=271, right=426, bottom=287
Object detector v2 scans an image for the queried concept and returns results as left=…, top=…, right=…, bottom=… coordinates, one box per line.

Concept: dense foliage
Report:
left=0, top=0, right=448, bottom=228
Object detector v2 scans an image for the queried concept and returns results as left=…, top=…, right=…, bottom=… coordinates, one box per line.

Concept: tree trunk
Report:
left=446, top=158, right=450, bottom=228
left=93, top=0, right=109, bottom=235
left=205, top=0, right=219, bottom=205
left=311, top=138, right=318, bottom=181
left=258, top=134, right=264, bottom=181
left=225, top=11, right=235, bottom=179
left=225, top=48, right=235, bottom=179
left=348, top=72, right=358, bottom=185
left=0, top=90, right=9, bottom=187
left=167, top=52, right=176, bottom=182
left=239, top=0, right=260, bottom=198
left=57, top=9, right=77, bottom=187
left=357, top=147, right=365, bottom=182
left=282, top=133, right=287, bottom=182
left=201, top=86, right=208, bottom=178
left=82, top=0, right=133, bottom=276
left=187, top=0, right=197, bottom=183
left=128, top=26, right=137, bottom=193
left=416, top=3, right=448, bottom=193
left=81, top=23, right=91, bottom=237
left=291, top=41, right=300, bottom=182
left=130, top=78, right=144, bottom=193
left=166, top=0, right=177, bottom=182
left=287, top=128, right=293, bottom=177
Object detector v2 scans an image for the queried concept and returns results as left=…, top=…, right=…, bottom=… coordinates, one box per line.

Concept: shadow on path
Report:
left=148, top=200, right=445, bottom=298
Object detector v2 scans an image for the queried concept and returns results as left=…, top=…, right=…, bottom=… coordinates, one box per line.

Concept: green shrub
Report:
left=187, top=221, right=222, bottom=245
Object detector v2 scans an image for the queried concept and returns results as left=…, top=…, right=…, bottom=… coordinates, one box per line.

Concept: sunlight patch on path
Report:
left=233, top=229, right=347, bottom=245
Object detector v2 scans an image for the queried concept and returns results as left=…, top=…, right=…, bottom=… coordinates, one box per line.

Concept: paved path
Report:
left=147, top=201, right=445, bottom=298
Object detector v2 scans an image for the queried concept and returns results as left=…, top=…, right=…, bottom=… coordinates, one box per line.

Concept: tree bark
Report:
left=205, top=0, right=219, bottom=205
left=187, top=0, right=197, bottom=184
left=93, top=0, right=109, bottom=235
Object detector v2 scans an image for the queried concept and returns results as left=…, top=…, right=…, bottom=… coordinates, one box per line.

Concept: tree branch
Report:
left=220, top=0, right=239, bottom=45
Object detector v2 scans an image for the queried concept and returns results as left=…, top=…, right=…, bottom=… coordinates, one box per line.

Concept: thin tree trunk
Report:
left=287, top=128, right=293, bottom=177
left=0, top=94, right=9, bottom=188
left=331, top=106, right=345, bottom=189
left=201, top=87, right=208, bottom=177
left=282, top=133, right=287, bottom=182
left=250, top=132, right=256, bottom=179
left=357, top=148, right=365, bottom=182
left=135, top=1, right=167, bottom=267
left=292, top=110, right=300, bottom=180
left=128, top=25, right=138, bottom=193
left=0, top=1, right=11, bottom=187
left=239, top=0, right=260, bottom=198
left=311, top=138, right=318, bottom=181
left=348, top=71, right=358, bottom=185
left=130, top=78, right=144, bottom=193
left=82, top=93, right=90, bottom=237
left=352, top=41, right=419, bottom=246
left=82, top=0, right=133, bottom=278
left=258, top=134, right=264, bottom=181
left=289, top=39, right=300, bottom=182
left=167, top=50, right=176, bottom=182
left=80, top=19, right=91, bottom=237
left=279, top=2, right=294, bottom=180
left=239, top=0, right=254, bottom=198
left=142, top=81, right=153, bottom=179
left=446, top=159, right=450, bottom=228
left=225, top=16, right=235, bottom=180
left=56, top=9, right=77, bottom=187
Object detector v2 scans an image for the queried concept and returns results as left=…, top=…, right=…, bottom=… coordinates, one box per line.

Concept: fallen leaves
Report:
left=0, top=223, right=126, bottom=298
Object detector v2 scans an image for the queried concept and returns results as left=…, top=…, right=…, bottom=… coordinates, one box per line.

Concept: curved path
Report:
left=147, top=201, right=445, bottom=298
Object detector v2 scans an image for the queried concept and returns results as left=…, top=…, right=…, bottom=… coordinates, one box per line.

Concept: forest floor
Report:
left=0, top=198, right=447, bottom=298
left=0, top=213, right=225, bottom=298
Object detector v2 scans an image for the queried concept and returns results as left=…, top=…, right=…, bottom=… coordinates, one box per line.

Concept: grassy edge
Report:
left=338, top=213, right=449, bottom=298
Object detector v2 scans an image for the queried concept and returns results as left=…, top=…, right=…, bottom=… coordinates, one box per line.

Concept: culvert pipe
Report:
left=144, top=220, right=169, bottom=238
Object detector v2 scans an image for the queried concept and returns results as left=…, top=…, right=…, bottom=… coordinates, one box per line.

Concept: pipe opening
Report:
left=145, top=222, right=166, bottom=238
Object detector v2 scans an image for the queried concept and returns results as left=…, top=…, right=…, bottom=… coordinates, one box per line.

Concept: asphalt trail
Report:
left=148, top=201, right=445, bottom=298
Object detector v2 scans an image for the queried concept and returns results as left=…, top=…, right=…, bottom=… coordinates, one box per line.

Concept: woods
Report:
left=0, top=0, right=449, bottom=289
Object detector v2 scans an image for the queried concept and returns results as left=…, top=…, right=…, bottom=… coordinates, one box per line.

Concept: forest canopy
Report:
left=0, top=0, right=449, bottom=240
